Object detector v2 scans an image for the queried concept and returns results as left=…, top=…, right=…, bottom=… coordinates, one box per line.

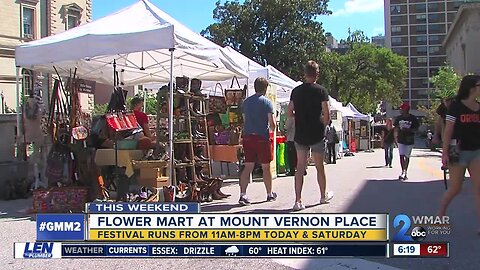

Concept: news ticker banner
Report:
left=86, top=202, right=200, bottom=213
left=14, top=243, right=387, bottom=258
left=36, top=202, right=199, bottom=241
left=36, top=213, right=388, bottom=242
left=87, top=213, right=387, bottom=241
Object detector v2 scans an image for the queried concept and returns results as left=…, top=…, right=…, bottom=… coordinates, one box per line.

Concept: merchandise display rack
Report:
left=156, top=83, right=212, bottom=189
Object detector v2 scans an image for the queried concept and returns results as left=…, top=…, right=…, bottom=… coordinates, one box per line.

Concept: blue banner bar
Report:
left=61, top=244, right=386, bottom=257
left=36, top=214, right=85, bottom=241
left=86, top=203, right=200, bottom=213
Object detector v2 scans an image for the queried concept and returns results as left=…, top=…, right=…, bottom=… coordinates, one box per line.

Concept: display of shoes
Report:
left=190, top=109, right=205, bottom=117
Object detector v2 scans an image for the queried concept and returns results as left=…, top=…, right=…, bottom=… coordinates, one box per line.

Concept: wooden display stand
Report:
left=157, top=87, right=212, bottom=186
left=131, top=160, right=170, bottom=188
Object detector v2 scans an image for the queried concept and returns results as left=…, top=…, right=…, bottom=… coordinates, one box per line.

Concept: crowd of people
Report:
left=237, top=60, right=480, bottom=232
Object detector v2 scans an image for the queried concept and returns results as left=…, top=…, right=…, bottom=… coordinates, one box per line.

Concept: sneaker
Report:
left=238, top=196, right=251, bottom=206
left=293, top=202, right=306, bottom=211
left=267, top=192, right=278, bottom=202
left=399, top=171, right=406, bottom=181
left=389, top=164, right=392, bottom=168
left=320, top=191, right=334, bottom=204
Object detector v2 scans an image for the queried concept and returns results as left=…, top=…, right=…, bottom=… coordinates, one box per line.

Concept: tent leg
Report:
left=15, top=67, right=22, bottom=160
left=168, top=48, right=175, bottom=201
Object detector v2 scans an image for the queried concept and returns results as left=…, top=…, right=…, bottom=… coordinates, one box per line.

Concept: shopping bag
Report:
left=208, top=83, right=227, bottom=113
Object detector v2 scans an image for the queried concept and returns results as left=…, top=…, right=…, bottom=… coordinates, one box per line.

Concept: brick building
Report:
left=384, top=0, right=464, bottom=115
left=0, top=0, right=92, bottom=113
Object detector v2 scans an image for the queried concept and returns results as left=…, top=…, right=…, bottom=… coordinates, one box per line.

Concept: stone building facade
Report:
left=443, top=2, right=480, bottom=75
left=0, top=0, right=92, bottom=113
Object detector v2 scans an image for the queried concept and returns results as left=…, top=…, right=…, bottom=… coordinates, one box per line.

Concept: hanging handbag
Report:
left=208, top=83, right=227, bottom=113
left=224, top=77, right=245, bottom=106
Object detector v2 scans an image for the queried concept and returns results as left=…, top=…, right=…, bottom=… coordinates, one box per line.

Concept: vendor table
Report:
left=94, top=149, right=144, bottom=177
left=94, top=149, right=144, bottom=200
left=209, top=145, right=242, bottom=176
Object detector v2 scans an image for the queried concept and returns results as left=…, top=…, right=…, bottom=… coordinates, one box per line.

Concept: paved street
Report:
left=1, top=146, right=478, bottom=270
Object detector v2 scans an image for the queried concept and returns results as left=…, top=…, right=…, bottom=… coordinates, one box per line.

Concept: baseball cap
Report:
left=399, top=102, right=410, bottom=110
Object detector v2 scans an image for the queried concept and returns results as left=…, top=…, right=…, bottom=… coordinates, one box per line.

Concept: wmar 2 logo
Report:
left=393, top=214, right=427, bottom=242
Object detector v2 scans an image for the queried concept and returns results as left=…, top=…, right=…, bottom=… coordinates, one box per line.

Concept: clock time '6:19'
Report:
left=398, top=245, right=416, bottom=253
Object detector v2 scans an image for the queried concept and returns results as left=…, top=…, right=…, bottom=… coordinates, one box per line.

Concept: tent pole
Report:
left=15, top=67, right=21, bottom=160
left=168, top=48, right=175, bottom=198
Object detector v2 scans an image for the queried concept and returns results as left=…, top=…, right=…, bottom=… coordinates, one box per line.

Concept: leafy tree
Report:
left=418, top=65, right=460, bottom=129
left=430, top=65, right=461, bottom=99
left=202, top=0, right=331, bottom=79
left=319, top=31, right=407, bottom=114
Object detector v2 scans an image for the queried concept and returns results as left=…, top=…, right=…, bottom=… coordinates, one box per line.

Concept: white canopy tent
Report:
left=345, top=103, right=374, bottom=151
left=203, top=46, right=301, bottom=102
left=15, top=0, right=248, bottom=180
left=346, top=103, right=372, bottom=121
left=15, top=0, right=246, bottom=85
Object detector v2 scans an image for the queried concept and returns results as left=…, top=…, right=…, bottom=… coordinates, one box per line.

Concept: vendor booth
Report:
left=344, top=103, right=373, bottom=152
left=15, top=0, right=249, bottom=209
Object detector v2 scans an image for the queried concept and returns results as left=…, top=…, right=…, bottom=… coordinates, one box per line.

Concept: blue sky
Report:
left=92, top=0, right=385, bottom=40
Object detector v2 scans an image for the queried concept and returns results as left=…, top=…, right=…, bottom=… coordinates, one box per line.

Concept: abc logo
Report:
left=410, top=226, right=427, bottom=241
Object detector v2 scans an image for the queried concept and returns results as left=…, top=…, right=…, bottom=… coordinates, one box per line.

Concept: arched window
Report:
left=22, top=69, right=34, bottom=97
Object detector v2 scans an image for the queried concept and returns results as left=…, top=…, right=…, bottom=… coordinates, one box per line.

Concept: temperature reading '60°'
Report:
left=248, top=247, right=262, bottom=255
left=317, top=247, right=329, bottom=255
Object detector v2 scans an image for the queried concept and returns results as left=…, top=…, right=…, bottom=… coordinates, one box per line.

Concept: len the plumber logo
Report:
left=393, top=214, right=451, bottom=242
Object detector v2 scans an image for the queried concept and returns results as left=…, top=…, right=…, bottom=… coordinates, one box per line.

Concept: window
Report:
left=417, top=57, right=427, bottom=63
left=416, top=46, right=427, bottom=53
left=454, top=1, right=463, bottom=9
left=416, top=25, right=427, bottom=33
left=22, top=6, right=35, bottom=39
left=390, top=5, right=401, bottom=14
left=430, top=35, right=440, bottom=42
left=415, top=3, right=426, bottom=12
left=392, top=47, right=404, bottom=55
left=392, top=37, right=402, bottom=45
left=22, top=69, right=34, bottom=96
left=63, top=4, right=82, bottom=30
left=428, top=3, right=439, bottom=12
left=391, top=26, right=402, bottom=33
left=391, top=16, right=403, bottom=24
left=429, top=24, right=442, bottom=32
left=416, top=14, right=426, bottom=22
left=429, top=14, right=439, bottom=22
left=67, top=15, right=78, bottom=29
left=413, top=68, right=428, bottom=77
left=416, top=36, right=427, bottom=44
left=429, top=46, right=440, bottom=54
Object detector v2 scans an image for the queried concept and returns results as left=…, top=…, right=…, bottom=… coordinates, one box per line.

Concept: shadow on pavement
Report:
left=336, top=177, right=479, bottom=270
left=366, top=165, right=388, bottom=169
left=344, top=178, right=445, bottom=214
left=0, top=198, right=35, bottom=221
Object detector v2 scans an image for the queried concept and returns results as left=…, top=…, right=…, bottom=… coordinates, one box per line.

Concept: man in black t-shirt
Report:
left=288, top=60, right=333, bottom=211
left=394, top=102, right=419, bottom=180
